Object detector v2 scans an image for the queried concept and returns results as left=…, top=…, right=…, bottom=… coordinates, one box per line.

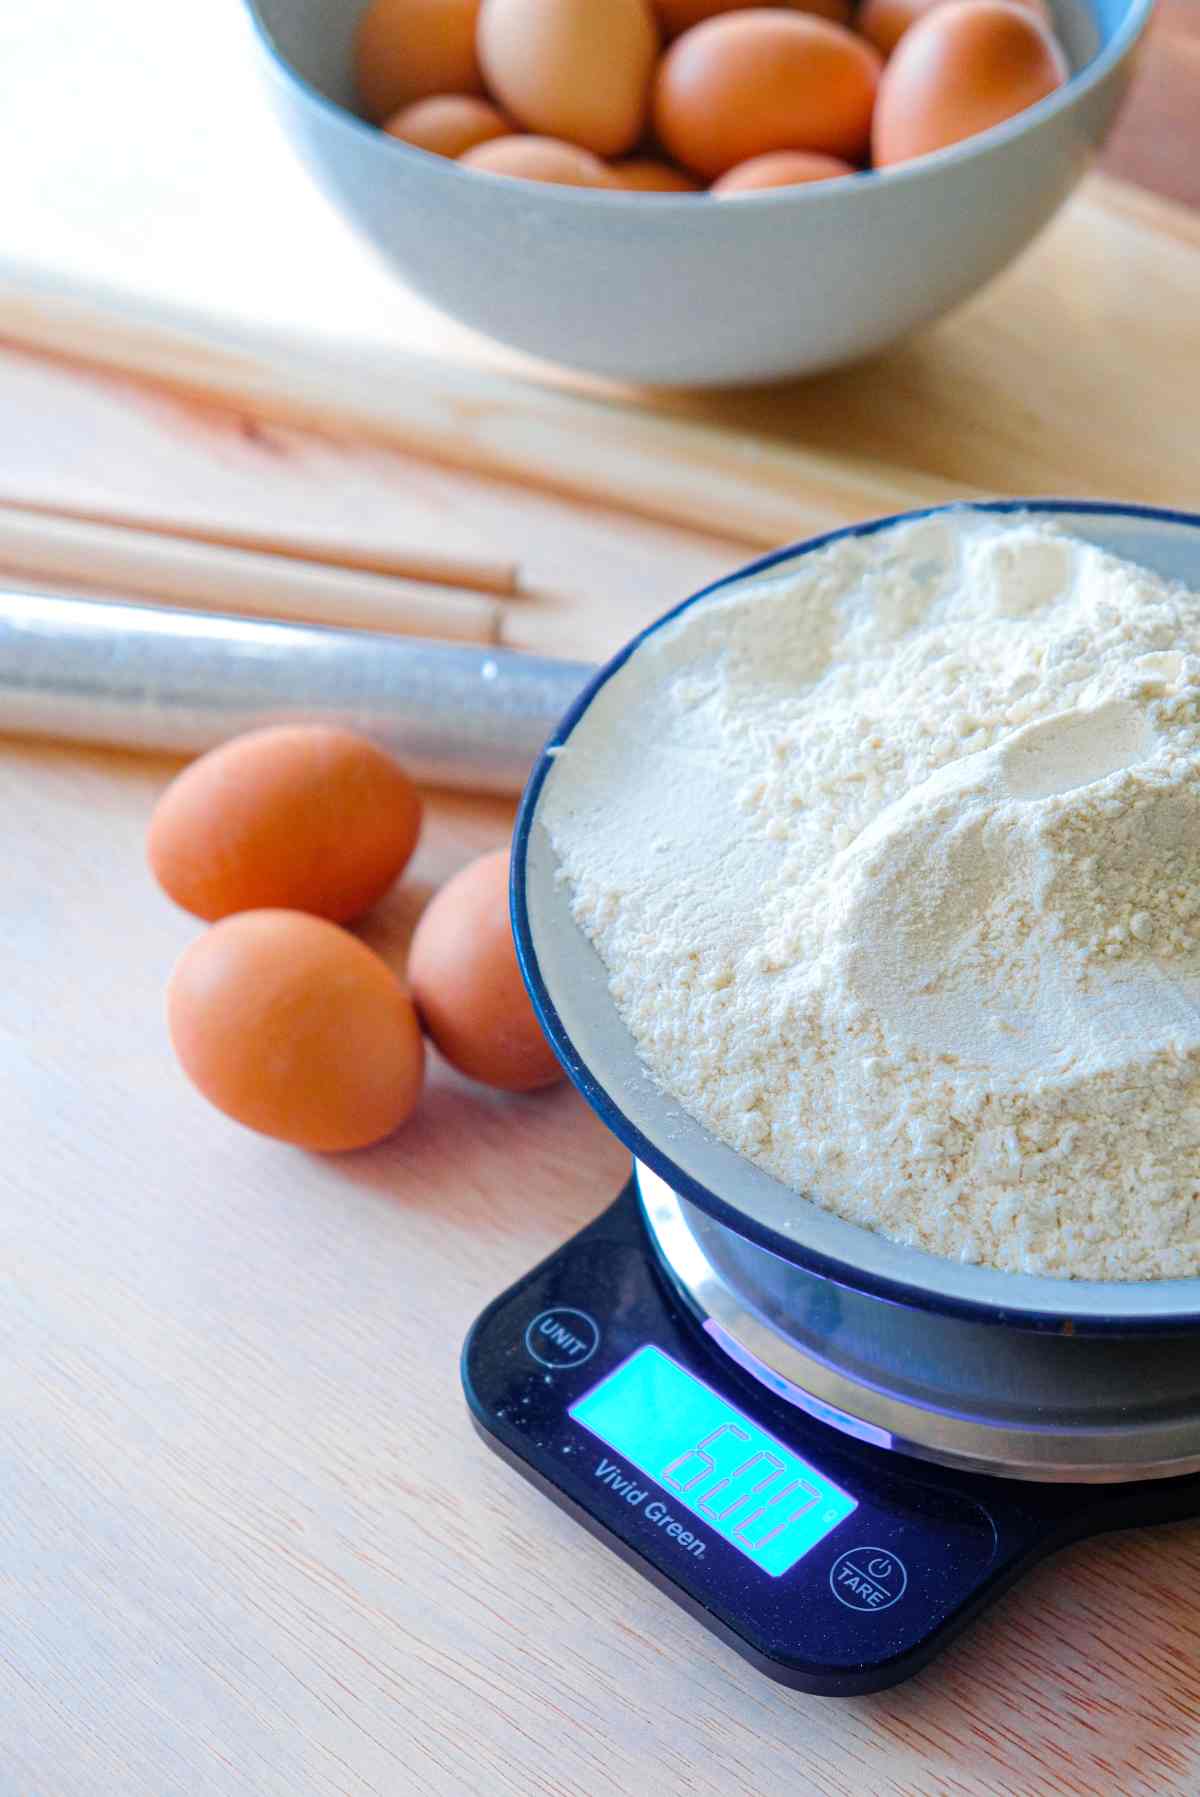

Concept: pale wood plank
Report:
left=2, top=746, right=1200, bottom=1797
left=0, top=340, right=745, bottom=667
left=650, top=176, right=1200, bottom=506
left=5, top=173, right=1200, bottom=559
left=0, top=273, right=964, bottom=550
left=0, top=347, right=517, bottom=594
left=4, top=3, right=1200, bottom=1789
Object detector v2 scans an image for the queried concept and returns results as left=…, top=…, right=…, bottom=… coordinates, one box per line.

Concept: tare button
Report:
left=829, top=1546, right=909, bottom=1612
left=524, top=1307, right=600, bottom=1369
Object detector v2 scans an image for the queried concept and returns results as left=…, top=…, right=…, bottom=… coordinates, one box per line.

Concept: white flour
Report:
left=541, top=514, right=1200, bottom=1281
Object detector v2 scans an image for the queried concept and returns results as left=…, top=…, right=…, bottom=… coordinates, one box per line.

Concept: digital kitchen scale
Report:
left=466, top=503, right=1200, bottom=1698
left=464, top=1175, right=1200, bottom=1696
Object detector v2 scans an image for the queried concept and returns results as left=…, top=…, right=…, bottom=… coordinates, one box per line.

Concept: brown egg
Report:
left=712, top=149, right=855, bottom=191
left=859, top=0, right=1051, bottom=55
left=872, top=0, right=1069, bottom=166
left=167, top=911, right=425, bottom=1151
left=408, top=849, right=564, bottom=1092
left=460, top=134, right=614, bottom=185
left=384, top=93, right=512, bottom=157
left=477, top=0, right=659, bottom=158
left=147, top=725, right=421, bottom=925
left=654, top=0, right=850, bottom=35
left=355, top=0, right=483, bottom=122
left=653, top=11, right=881, bottom=179
left=608, top=156, right=701, bottom=191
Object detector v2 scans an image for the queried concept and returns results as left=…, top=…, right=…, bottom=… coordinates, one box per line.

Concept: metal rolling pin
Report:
left=0, top=590, right=595, bottom=794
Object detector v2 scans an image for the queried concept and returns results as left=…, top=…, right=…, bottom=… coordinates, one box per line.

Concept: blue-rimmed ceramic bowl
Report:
left=244, top=0, right=1153, bottom=385
left=513, top=500, right=1200, bottom=1334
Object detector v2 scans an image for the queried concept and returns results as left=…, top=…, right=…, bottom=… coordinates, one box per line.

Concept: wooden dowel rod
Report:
left=0, top=494, right=520, bottom=595
left=0, top=503, right=502, bottom=643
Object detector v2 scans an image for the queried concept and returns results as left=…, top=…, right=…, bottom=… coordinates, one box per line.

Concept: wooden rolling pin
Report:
left=0, top=588, right=591, bottom=794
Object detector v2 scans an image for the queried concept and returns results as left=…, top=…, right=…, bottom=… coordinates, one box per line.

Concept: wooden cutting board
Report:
left=2, top=3, right=1200, bottom=660
left=5, top=7, right=1200, bottom=1797
left=4, top=173, right=1200, bottom=670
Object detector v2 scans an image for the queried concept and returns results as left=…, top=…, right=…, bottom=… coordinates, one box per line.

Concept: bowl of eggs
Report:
left=244, top=0, right=1152, bottom=385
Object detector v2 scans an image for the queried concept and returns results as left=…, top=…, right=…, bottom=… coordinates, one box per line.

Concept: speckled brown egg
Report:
left=859, top=0, right=1051, bottom=56
left=460, top=134, right=614, bottom=184
left=477, top=0, right=659, bottom=157
left=653, top=11, right=880, bottom=179
left=355, top=0, right=483, bottom=121
left=167, top=911, right=425, bottom=1151
left=147, top=725, right=421, bottom=925
left=653, top=0, right=850, bottom=34
left=712, top=149, right=855, bottom=191
left=872, top=0, right=1068, bottom=167
left=384, top=93, right=512, bottom=156
left=408, top=849, right=564, bottom=1091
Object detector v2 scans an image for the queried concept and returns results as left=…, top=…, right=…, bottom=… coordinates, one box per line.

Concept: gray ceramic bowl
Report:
left=246, top=0, right=1153, bottom=386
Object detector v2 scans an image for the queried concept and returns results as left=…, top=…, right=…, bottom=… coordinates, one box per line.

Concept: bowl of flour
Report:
left=517, top=502, right=1200, bottom=1326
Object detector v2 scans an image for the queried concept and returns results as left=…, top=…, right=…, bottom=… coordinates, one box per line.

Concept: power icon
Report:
left=829, top=1546, right=909, bottom=1612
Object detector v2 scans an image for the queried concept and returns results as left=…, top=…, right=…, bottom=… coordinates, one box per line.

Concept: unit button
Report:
left=524, top=1307, right=600, bottom=1369
left=829, top=1547, right=909, bottom=1612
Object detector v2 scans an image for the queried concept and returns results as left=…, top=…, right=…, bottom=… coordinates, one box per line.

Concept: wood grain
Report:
left=1101, top=0, right=1200, bottom=210
left=0, top=347, right=744, bottom=667
left=0, top=503, right=503, bottom=643
left=0, top=348, right=519, bottom=598
left=4, top=173, right=1200, bottom=574
left=651, top=177, right=1200, bottom=508
left=0, top=273, right=967, bottom=550
left=3, top=747, right=1200, bottom=1797
left=3, top=8, right=1200, bottom=1795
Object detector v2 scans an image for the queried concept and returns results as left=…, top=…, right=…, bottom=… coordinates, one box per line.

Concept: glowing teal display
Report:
left=569, top=1345, right=857, bottom=1577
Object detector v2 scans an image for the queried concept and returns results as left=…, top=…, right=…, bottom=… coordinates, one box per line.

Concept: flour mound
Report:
left=542, top=515, right=1200, bottom=1281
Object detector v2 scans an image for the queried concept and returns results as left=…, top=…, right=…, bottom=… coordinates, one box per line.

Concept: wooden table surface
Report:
left=4, top=6, right=1200, bottom=1796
